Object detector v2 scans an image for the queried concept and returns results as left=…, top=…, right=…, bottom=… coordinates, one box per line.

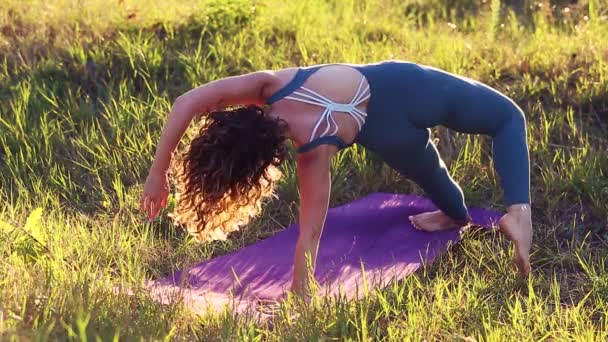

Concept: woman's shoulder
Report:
left=259, top=67, right=300, bottom=100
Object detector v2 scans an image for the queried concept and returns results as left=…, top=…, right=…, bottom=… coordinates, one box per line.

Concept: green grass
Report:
left=1, top=0, right=607, bottom=340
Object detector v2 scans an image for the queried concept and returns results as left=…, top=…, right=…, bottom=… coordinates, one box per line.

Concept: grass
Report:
left=1, top=0, right=607, bottom=340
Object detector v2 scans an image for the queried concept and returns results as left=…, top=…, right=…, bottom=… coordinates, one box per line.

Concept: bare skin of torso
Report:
left=262, top=65, right=371, bottom=151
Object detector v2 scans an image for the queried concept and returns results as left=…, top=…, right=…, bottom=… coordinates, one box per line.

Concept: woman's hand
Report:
left=141, top=169, right=170, bottom=221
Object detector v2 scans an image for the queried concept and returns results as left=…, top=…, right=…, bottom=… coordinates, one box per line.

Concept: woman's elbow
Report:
left=172, top=94, right=191, bottom=113
left=171, top=95, right=203, bottom=121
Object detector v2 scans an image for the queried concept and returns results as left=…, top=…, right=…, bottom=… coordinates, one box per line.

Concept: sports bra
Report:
left=266, top=65, right=371, bottom=153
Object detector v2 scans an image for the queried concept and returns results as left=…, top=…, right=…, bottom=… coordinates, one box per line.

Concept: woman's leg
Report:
left=409, top=109, right=532, bottom=276
left=407, top=140, right=472, bottom=231
left=492, top=112, right=533, bottom=276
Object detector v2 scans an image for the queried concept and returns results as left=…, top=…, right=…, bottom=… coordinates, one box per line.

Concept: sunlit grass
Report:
left=1, top=0, right=607, bottom=340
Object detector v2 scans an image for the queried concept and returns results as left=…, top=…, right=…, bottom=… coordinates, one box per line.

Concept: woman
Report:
left=141, top=60, right=533, bottom=297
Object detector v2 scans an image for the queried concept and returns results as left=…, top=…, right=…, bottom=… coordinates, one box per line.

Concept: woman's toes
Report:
left=409, top=216, right=418, bottom=229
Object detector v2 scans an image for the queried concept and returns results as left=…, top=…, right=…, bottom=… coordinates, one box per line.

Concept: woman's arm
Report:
left=291, top=146, right=335, bottom=298
left=141, top=71, right=275, bottom=220
left=149, top=71, right=274, bottom=173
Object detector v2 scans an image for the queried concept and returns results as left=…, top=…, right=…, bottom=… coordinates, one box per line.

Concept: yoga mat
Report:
left=147, top=193, right=501, bottom=314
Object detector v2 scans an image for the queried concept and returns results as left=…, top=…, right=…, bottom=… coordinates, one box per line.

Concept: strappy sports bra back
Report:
left=266, top=66, right=371, bottom=153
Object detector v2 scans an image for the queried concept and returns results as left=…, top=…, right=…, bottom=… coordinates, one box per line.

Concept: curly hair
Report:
left=170, top=105, right=288, bottom=242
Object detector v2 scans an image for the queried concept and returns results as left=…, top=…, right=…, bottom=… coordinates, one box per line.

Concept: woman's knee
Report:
left=505, top=105, right=527, bottom=129
left=493, top=107, right=528, bottom=144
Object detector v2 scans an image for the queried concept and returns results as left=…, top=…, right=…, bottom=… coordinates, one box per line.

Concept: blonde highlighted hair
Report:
left=170, top=105, right=288, bottom=241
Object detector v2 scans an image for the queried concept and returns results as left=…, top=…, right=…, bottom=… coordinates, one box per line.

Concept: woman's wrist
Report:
left=151, top=147, right=175, bottom=174
left=149, top=160, right=170, bottom=176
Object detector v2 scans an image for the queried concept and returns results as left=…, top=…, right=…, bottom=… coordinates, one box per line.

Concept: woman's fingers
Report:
left=151, top=200, right=162, bottom=220
left=142, top=195, right=155, bottom=220
left=147, top=200, right=158, bottom=220
left=140, top=194, right=147, bottom=211
left=141, top=195, right=150, bottom=214
left=141, top=192, right=168, bottom=221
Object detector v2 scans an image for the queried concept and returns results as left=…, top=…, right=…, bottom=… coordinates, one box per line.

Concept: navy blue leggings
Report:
left=409, top=112, right=529, bottom=221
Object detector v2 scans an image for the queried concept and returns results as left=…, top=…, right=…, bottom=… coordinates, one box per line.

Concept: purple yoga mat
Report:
left=147, top=193, right=501, bottom=313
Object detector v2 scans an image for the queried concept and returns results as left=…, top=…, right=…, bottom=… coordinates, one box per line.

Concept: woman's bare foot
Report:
left=409, top=210, right=461, bottom=232
left=498, top=204, right=533, bottom=277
